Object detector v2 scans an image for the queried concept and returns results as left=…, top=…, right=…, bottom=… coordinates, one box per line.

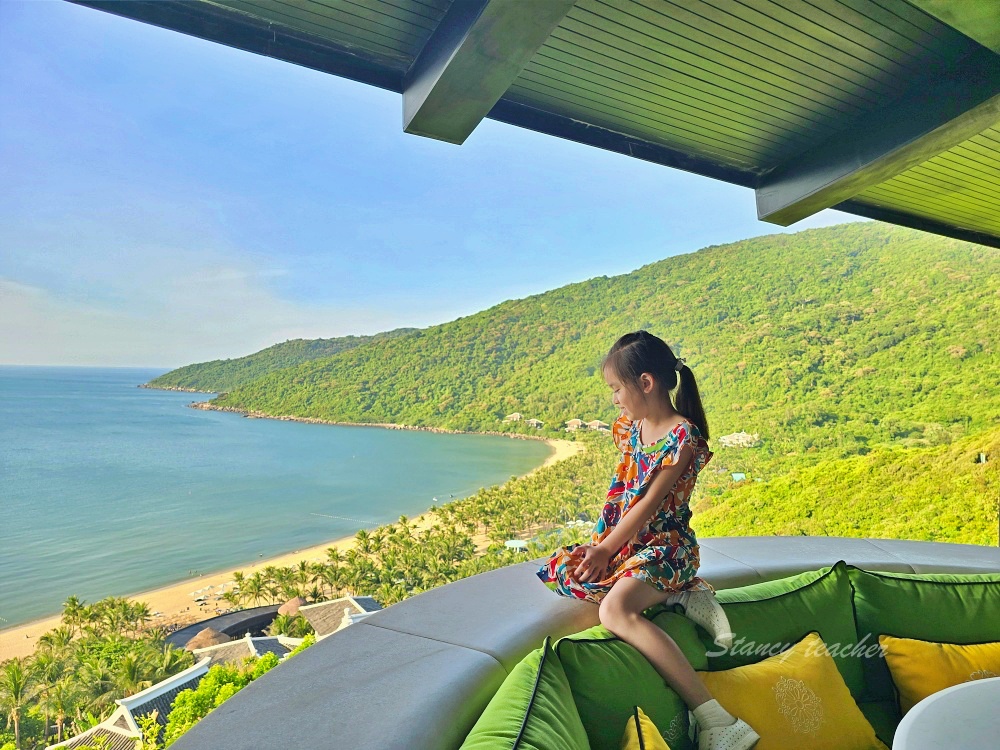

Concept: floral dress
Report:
left=536, top=413, right=714, bottom=604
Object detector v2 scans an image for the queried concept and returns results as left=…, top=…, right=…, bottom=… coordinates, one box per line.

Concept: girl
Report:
left=536, top=331, right=759, bottom=750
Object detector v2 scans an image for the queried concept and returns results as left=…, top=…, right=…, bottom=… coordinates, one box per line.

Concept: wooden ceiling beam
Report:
left=402, top=0, right=574, bottom=145
left=756, top=47, right=1000, bottom=226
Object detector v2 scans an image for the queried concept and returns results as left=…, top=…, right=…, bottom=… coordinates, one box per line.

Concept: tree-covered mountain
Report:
left=149, top=222, right=998, bottom=544
left=194, top=223, right=996, bottom=461
left=146, top=328, right=418, bottom=392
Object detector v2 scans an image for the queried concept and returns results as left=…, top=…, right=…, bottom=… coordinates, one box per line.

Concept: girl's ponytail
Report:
left=675, top=364, right=709, bottom=440
left=603, top=330, right=710, bottom=440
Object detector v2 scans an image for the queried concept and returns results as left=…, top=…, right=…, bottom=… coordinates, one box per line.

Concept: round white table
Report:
left=892, top=676, right=1000, bottom=749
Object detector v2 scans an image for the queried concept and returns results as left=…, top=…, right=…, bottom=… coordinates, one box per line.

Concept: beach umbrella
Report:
left=185, top=627, right=230, bottom=651
left=278, top=596, right=308, bottom=616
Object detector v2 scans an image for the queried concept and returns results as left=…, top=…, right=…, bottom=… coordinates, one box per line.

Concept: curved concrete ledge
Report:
left=169, top=537, right=1000, bottom=750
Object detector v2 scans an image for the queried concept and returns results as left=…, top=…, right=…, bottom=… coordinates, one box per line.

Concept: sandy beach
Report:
left=0, top=436, right=583, bottom=661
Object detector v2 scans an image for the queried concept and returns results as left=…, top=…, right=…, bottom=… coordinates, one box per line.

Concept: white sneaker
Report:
left=677, top=590, right=734, bottom=650
left=695, top=718, right=760, bottom=750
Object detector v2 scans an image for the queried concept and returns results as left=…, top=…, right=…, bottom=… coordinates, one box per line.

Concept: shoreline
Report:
left=138, top=384, right=216, bottom=394
left=187, top=400, right=561, bottom=442
left=0, top=436, right=583, bottom=661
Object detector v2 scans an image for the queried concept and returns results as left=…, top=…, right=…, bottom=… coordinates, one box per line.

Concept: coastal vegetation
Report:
left=0, top=598, right=194, bottom=750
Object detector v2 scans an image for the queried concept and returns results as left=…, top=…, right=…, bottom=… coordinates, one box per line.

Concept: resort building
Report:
left=277, top=595, right=308, bottom=616
left=166, top=604, right=281, bottom=650
left=717, top=432, right=762, bottom=448
left=46, top=658, right=212, bottom=750
left=563, top=418, right=584, bottom=431
left=193, top=632, right=305, bottom=667
left=524, top=418, right=544, bottom=428
left=183, top=627, right=230, bottom=651
left=501, top=412, right=522, bottom=422
left=299, top=595, right=383, bottom=638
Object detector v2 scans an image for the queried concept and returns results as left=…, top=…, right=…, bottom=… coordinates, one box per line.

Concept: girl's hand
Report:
left=569, top=544, right=613, bottom=584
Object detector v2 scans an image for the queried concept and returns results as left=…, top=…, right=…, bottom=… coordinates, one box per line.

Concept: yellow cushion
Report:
left=878, top=635, right=1000, bottom=714
left=698, top=631, right=887, bottom=750
left=620, top=705, right=671, bottom=750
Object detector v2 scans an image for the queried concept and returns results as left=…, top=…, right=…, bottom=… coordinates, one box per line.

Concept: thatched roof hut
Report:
left=278, top=596, right=307, bottom=616
left=184, top=627, right=230, bottom=651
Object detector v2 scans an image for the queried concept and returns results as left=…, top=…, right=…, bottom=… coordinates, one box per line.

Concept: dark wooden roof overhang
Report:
left=68, top=0, right=1000, bottom=248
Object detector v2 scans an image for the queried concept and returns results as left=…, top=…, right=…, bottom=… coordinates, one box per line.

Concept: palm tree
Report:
left=155, top=646, right=194, bottom=682
left=221, top=590, right=242, bottom=608
left=76, top=656, right=119, bottom=717
left=373, top=582, right=407, bottom=606
left=241, top=572, right=269, bottom=607
left=267, top=613, right=314, bottom=638
left=113, top=653, right=154, bottom=697
left=277, top=579, right=301, bottom=601
left=31, top=648, right=66, bottom=740
left=315, top=565, right=343, bottom=599
left=113, top=599, right=133, bottom=635
left=0, top=657, right=38, bottom=749
left=293, top=560, right=311, bottom=590
left=38, top=677, right=82, bottom=744
left=261, top=567, right=283, bottom=604
left=308, top=562, right=327, bottom=593
left=266, top=613, right=294, bottom=637
left=305, top=584, right=323, bottom=603
left=129, top=602, right=152, bottom=636
left=37, top=625, right=74, bottom=653
left=354, top=528, right=373, bottom=555
left=61, top=595, right=87, bottom=635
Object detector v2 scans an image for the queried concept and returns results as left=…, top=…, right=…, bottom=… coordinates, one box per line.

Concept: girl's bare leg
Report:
left=598, top=576, right=713, bottom=709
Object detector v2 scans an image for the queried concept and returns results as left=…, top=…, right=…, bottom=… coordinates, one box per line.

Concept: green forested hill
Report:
left=147, top=328, right=418, bottom=392
left=153, top=222, right=998, bottom=544
left=207, top=223, right=997, bottom=461
left=692, top=425, right=999, bottom=544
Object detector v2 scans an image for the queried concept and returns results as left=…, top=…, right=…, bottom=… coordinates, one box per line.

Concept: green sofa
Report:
left=460, top=561, right=1000, bottom=750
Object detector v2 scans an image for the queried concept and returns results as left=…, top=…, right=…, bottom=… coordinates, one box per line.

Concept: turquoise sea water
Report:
left=0, top=366, right=551, bottom=629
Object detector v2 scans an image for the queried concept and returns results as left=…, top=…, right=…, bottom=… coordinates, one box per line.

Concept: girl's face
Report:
left=604, top=365, right=647, bottom=420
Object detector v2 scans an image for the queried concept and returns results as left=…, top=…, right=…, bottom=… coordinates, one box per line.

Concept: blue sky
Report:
left=1, top=0, right=862, bottom=367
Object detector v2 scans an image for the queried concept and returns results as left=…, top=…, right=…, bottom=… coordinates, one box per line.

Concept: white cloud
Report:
left=0, top=262, right=399, bottom=367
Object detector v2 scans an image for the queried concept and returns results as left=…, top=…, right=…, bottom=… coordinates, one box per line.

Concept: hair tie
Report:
left=674, top=358, right=686, bottom=373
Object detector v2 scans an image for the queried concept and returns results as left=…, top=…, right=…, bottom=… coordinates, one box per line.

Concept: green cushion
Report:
left=858, top=700, right=901, bottom=748
left=461, top=635, right=590, bottom=750
left=849, top=567, right=1000, bottom=703
left=702, top=560, right=865, bottom=700
left=555, top=606, right=703, bottom=750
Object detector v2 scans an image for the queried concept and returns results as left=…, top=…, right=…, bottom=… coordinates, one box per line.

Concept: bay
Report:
left=0, top=366, right=551, bottom=628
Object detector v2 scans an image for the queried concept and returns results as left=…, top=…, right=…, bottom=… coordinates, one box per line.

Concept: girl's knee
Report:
left=599, top=598, right=641, bottom=633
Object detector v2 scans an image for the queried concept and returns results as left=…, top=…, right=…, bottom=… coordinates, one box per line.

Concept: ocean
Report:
left=0, top=366, right=552, bottom=629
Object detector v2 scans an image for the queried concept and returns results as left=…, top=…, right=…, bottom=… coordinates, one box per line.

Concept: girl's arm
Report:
left=596, top=444, right=692, bottom=559
left=572, top=445, right=693, bottom=583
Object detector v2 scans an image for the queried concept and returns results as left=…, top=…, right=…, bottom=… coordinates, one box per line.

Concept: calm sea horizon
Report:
left=0, top=366, right=552, bottom=629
